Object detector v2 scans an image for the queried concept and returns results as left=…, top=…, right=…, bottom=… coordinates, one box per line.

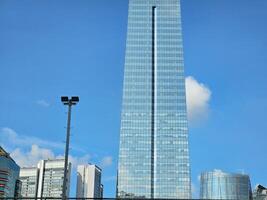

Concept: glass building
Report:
left=117, top=0, right=191, bottom=198
left=200, top=170, right=253, bottom=200
left=0, top=146, right=20, bottom=198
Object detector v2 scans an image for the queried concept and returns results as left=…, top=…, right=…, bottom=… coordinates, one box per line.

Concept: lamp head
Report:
left=61, top=96, right=69, bottom=103
left=71, top=96, right=79, bottom=103
left=61, top=96, right=79, bottom=105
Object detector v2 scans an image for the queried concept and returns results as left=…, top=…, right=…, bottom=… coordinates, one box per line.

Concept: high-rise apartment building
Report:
left=76, top=164, right=103, bottom=198
left=20, top=167, right=39, bottom=198
left=117, top=0, right=191, bottom=198
left=37, top=159, right=71, bottom=198
left=200, top=170, right=253, bottom=200
left=19, top=159, right=71, bottom=198
left=0, top=146, right=20, bottom=198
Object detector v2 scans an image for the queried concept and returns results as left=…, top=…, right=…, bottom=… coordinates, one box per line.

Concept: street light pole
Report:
left=61, top=96, right=79, bottom=199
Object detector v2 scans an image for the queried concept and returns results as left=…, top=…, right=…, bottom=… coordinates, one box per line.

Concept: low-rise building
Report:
left=253, top=185, right=267, bottom=200
left=200, top=170, right=252, bottom=200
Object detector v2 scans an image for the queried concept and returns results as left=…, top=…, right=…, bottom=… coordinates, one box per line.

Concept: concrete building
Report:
left=0, top=146, right=20, bottom=198
left=76, top=164, right=103, bottom=198
left=100, top=184, right=103, bottom=198
left=20, top=167, right=39, bottom=198
left=253, top=185, right=267, bottom=200
left=19, top=159, right=71, bottom=198
left=200, top=170, right=252, bottom=200
left=37, top=159, right=71, bottom=198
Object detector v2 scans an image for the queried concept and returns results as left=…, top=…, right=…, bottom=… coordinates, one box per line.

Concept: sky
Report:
left=0, top=0, right=267, bottom=198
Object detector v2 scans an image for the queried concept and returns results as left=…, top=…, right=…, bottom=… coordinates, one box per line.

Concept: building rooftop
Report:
left=0, top=146, right=9, bottom=157
left=202, top=169, right=250, bottom=177
left=256, top=184, right=267, bottom=190
left=0, top=146, right=19, bottom=168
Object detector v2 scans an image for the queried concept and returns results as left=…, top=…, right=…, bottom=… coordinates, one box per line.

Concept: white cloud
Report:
left=186, top=76, right=211, bottom=123
left=36, top=100, right=50, bottom=107
left=0, top=128, right=90, bottom=168
left=11, top=145, right=55, bottom=167
left=100, top=156, right=113, bottom=168
left=10, top=145, right=90, bottom=168
left=0, top=127, right=64, bottom=150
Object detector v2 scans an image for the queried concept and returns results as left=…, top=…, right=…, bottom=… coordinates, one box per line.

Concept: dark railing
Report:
left=0, top=198, right=197, bottom=199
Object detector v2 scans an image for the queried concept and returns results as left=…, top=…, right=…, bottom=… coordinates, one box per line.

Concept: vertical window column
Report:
left=151, top=5, right=157, bottom=198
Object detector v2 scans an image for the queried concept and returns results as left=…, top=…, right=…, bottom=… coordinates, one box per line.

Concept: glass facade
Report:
left=0, top=146, right=20, bottom=198
left=117, top=0, right=191, bottom=198
left=200, top=170, right=253, bottom=200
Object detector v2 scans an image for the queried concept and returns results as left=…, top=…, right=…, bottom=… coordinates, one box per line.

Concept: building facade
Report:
left=200, top=170, right=253, bottom=200
left=253, top=185, right=267, bottom=200
left=117, top=0, right=191, bottom=198
left=76, top=164, right=103, bottom=198
left=37, top=159, right=71, bottom=198
left=100, top=184, right=104, bottom=198
left=0, top=146, right=20, bottom=198
left=20, top=167, right=39, bottom=198
left=19, top=159, right=71, bottom=198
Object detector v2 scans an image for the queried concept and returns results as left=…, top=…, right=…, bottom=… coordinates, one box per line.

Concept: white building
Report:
left=253, top=185, right=267, bottom=200
left=19, top=159, right=71, bottom=198
left=37, top=159, right=71, bottom=198
left=19, top=167, right=39, bottom=198
left=76, top=164, right=103, bottom=198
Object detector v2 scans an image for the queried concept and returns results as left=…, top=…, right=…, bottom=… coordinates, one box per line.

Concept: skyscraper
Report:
left=117, top=0, right=191, bottom=198
left=76, top=164, right=103, bottom=198
left=200, top=170, right=253, bottom=200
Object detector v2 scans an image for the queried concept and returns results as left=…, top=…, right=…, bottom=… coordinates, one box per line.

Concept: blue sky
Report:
left=0, top=0, right=267, bottom=198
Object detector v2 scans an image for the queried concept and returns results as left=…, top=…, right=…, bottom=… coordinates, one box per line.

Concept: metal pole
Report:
left=62, top=101, right=72, bottom=199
